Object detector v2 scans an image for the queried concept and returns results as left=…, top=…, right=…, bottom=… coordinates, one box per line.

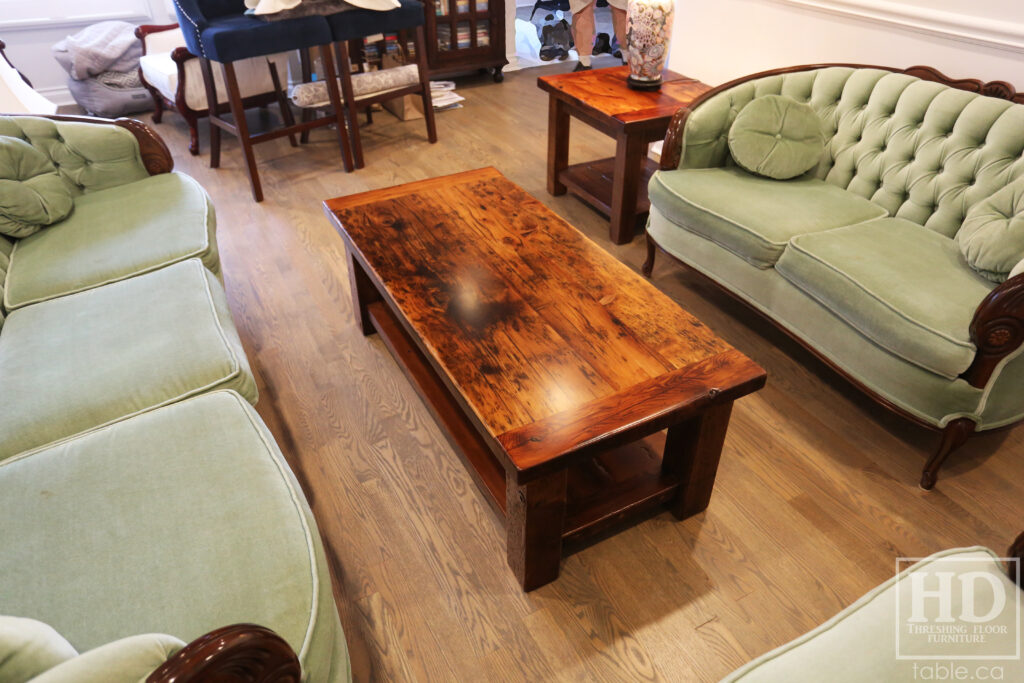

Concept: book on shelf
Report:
left=435, top=0, right=449, bottom=15
left=455, top=0, right=469, bottom=12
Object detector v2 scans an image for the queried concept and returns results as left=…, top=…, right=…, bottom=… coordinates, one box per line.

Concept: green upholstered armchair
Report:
left=644, top=64, right=1024, bottom=489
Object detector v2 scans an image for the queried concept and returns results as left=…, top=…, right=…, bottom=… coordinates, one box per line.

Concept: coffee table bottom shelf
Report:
left=364, top=298, right=692, bottom=589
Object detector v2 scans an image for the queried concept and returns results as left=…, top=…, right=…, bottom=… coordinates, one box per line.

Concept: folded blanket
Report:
left=52, top=21, right=142, bottom=81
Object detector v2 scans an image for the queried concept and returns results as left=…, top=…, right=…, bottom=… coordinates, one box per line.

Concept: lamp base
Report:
left=626, top=75, right=662, bottom=91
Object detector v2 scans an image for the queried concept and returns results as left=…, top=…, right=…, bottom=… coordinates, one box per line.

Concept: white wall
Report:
left=666, top=0, right=1024, bottom=89
left=1, top=0, right=176, bottom=106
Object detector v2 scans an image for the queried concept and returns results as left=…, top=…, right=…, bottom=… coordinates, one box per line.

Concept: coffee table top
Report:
left=324, top=168, right=764, bottom=473
left=537, top=66, right=711, bottom=126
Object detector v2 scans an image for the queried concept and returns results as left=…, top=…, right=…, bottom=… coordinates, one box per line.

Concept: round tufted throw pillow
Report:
left=957, top=177, right=1024, bottom=282
left=728, top=94, right=825, bottom=180
left=0, top=136, right=74, bottom=238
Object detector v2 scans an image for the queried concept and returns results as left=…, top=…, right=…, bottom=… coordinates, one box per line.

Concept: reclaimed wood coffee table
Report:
left=538, top=66, right=710, bottom=245
left=323, top=167, right=765, bottom=590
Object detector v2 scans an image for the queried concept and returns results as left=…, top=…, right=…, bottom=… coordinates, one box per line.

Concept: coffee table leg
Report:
left=506, top=470, right=567, bottom=591
left=609, top=131, right=647, bottom=245
left=347, top=248, right=380, bottom=336
left=547, top=97, right=569, bottom=196
left=661, top=402, right=734, bottom=519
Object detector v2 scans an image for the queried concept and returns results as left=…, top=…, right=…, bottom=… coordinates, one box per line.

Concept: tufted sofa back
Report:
left=679, top=67, right=1024, bottom=238
left=0, top=116, right=150, bottom=196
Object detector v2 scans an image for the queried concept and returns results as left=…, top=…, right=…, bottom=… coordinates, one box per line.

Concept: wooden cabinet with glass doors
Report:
left=423, top=0, right=506, bottom=81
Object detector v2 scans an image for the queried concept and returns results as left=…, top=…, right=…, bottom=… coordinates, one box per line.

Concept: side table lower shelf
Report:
left=559, top=157, right=658, bottom=223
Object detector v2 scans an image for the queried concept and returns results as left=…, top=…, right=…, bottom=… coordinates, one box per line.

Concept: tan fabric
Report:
left=290, top=64, right=419, bottom=108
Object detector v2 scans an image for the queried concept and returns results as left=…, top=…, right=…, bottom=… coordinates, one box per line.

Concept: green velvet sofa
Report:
left=0, top=115, right=350, bottom=682
left=721, top=534, right=1024, bottom=681
left=644, top=64, right=1024, bottom=489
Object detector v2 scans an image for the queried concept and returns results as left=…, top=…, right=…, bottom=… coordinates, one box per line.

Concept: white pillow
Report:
left=0, top=616, right=77, bottom=683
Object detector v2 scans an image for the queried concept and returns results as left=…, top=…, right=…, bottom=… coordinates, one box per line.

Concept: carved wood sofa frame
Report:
left=135, top=23, right=286, bottom=156
left=645, top=64, right=1024, bottom=490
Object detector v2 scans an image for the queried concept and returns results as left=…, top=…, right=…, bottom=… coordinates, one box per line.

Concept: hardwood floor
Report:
left=154, top=64, right=1024, bottom=681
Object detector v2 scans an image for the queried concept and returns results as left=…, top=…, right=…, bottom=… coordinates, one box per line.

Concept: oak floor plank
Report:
left=141, top=60, right=1024, bottom=681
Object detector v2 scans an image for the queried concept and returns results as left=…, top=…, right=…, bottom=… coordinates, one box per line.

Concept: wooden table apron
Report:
left=324, top=168, right=764, bottom=590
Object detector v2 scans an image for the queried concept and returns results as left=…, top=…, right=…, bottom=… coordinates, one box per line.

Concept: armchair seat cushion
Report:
left=0, top=391, right=348, bottom=682
left=139, top=50, right=291, bottom=111
left=722, top=547, right=1024, bottom=682
left=0, top=259, right=256, bottom=460
left=648, top=167, right=888, bottom=268
left=776, top=217, right=995, bottom=379
left=198, top=14, right=331, bottom=63
left=325, top=0, right=425, bottom=41
left=4, top=172, right=217, bottom=310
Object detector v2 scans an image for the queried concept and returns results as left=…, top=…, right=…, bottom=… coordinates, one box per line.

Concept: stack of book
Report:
left=431, top=81, right=464, bottom=111
left=456, top=23, right=471, bottom=48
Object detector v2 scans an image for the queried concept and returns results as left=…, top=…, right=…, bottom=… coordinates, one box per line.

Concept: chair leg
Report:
left=920, top=418, right=976, bottom=490
left=220, top=61, right=264, bottom=202
left=333, top=40, right=364, bottom=169
left=184, top=111, right=201, bottom=155
left=151, top=94, right=165, bottom=123
left=299, top=48, right=314, bottom=144
left=642, top=230, right=657, bottom=277
left=198, top=57, right=222, bottom=168
left=267, top=59, right=299, bottom=148
left=415, top=25, right=437, bottom=144
left=319, top=43, right=355, bottom=173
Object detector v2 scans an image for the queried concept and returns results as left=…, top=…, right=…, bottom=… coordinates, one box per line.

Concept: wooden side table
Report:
left=538, top=67, right=710, bottom=244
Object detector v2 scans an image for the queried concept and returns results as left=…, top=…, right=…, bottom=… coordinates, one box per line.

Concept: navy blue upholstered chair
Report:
left=171, top=0, right=353, bottom=201
left=325, top=0, right=436, bottom=168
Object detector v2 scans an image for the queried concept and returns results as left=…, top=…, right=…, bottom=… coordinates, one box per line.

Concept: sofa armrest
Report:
left=2, top=113, right=173, bottom=178
left=146, top=624, right=300, bottom=683
left=962, top=273, right=1024, bottom=388
left=659, top=106, right=692, bottom=171
left=1010, top=532, right=1024, bottom=589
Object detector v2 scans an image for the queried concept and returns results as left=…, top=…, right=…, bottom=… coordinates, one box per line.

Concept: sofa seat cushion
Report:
left=722, top=547, right=1023, bottom=682
left=0, top=259, right=256, bottom=460
left=0, top=391, right=349, bottom=682
left=4, top=172, right=217, bottom=310
left=776, top=218, right=995, bottom=379
left=648, top=167, right=888, bottom=268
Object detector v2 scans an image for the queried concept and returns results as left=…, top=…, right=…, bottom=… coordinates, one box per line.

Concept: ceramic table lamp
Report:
left=625, top=0, right=673, bottom=90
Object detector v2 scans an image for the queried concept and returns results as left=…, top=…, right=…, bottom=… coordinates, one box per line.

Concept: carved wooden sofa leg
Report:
left=920, top=418, right=976, bottom=490
left=642, top=230, right=657, bottom=277
left=147, top=624, right=300, bottom=683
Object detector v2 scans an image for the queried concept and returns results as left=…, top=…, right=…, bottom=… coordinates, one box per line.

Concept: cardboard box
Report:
left=384, top=93, right=424, bottom=121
